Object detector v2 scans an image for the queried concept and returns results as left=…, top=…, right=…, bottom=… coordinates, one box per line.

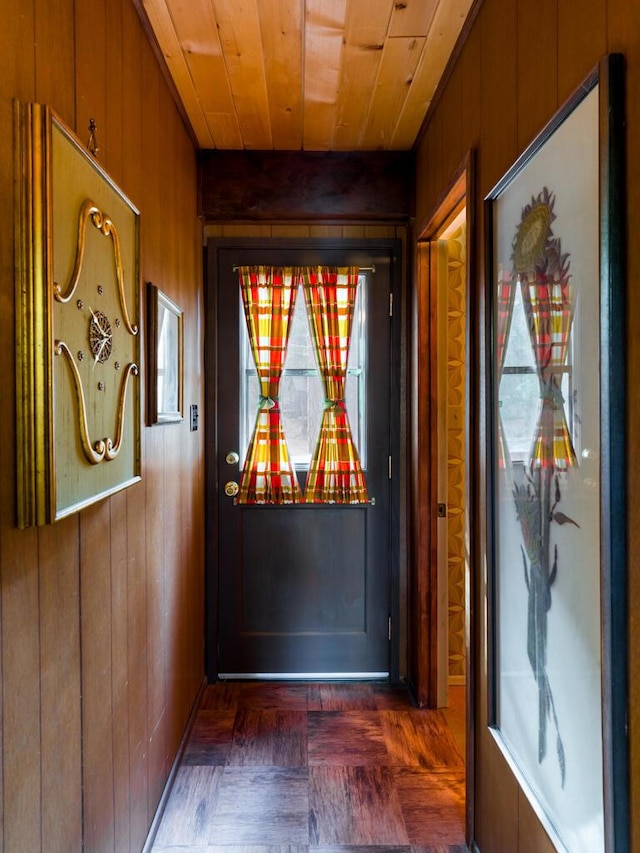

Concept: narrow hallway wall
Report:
left=0, top=1, right=205, bottom=850
left=415, top=0, right=639, bottom=849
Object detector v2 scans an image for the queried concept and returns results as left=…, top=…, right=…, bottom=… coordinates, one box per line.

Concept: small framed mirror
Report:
left=148, top=282, right=184, bottom=424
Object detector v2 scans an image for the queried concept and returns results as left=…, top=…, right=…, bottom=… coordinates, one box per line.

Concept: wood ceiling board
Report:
left=361, top=36, right=426, bottom=149
left=343, top=0, right=395, bottom=45
left=388, top=0, right=439, bottom=38
left=303, top=0, right=349, bottom=149
left=166, top=0, right=236, bottom=117
left=205, top=111, right=244, bottom=150
left=333, top=43, right=384, bottom=150
left=143, top=0, right=213, bottom=146
left=258, top=0, right=304, bottom=150
left=391, top=0, right=473, bottom=148
left=333, top=0, right=394, bottom=150
left=210, top=0, right=273, bottom=149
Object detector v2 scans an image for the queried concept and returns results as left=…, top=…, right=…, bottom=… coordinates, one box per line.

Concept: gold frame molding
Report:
left=15, top=100, right=142, bottom=527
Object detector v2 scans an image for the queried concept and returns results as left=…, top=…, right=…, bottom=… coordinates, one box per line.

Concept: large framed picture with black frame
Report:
left=485, top=54, right=628, bottom=852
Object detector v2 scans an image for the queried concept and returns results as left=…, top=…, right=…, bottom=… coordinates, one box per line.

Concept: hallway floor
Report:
left=150, top=681, right=467, bottom=852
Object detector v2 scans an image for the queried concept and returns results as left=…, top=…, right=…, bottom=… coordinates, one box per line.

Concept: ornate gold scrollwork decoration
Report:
left=55, top=339, right=139, bottom=465
left=53, top=199, right=138, bottom=335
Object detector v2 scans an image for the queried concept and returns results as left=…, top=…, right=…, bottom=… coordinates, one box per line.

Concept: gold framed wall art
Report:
left=15, top=101, right=141, bottom=527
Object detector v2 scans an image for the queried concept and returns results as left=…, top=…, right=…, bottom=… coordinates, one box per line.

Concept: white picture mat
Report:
left=494, top=85, right=604, bottom=852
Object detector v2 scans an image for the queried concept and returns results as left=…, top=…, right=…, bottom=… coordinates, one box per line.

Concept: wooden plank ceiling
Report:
left=141, top=0, right=474, bottom=150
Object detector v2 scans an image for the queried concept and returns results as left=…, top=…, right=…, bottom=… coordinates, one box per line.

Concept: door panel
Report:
left=214, top=244, right=396, bottom=677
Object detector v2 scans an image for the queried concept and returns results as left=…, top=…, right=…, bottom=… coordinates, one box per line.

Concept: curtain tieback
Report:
left=324, top=399, right=346, bottom=413
left=540, top=384, right=565, bottom=410
left=258, top=395, right=278, bottom=409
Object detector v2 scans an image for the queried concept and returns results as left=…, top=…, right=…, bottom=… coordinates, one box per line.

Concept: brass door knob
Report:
left=225, top=451, right=240, bottom=465
left=224, top=481, right=239, bottom=497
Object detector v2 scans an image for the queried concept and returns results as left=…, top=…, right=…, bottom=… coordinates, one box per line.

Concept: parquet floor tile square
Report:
left=308, top=712, right=389, bottom=766
left=228, top=709, right=308, bottom=766
left=153, top=766, right=223, bottom=846
left=200, top=682, right=241, bottom=711
left=182, top=711, right=236, bottom=766
left=309, top=766, right=408, bottom=845
left=394, top=768, right=466, bottom=846
left=208, top=766, right=309, bottom=844
left=380, top=711, right=464, bottom=768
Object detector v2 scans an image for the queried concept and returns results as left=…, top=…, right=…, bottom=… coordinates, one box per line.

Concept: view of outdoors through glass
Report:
left=240, top=275, right=367, bottom=469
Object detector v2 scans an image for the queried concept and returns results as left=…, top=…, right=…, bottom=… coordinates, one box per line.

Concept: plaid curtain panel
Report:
left=497, top=273, right=517, bottom=468
left=237, top=266, right=302, bottom=504
left=520, top=274, right=577, bottom=470
left=302, top=266, right=368, bottom=504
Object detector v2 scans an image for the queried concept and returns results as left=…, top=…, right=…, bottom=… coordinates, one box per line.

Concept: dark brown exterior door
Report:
left=211, top=242, right=397, bottom=677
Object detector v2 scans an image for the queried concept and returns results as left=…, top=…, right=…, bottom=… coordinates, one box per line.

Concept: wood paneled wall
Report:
left=415, top=0, right=639, bottom=850
left=0, top=1, right=204, bottom=851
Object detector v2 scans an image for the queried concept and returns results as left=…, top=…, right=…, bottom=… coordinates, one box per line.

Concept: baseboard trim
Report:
left=141, top=676, right=208, bottom=853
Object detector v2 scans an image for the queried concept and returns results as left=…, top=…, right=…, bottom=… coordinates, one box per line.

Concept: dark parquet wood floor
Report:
left=151, top=681, right=467, bottom=853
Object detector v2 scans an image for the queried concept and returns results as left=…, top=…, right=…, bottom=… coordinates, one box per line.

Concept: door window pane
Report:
left=240, top=275, right=367, bottom=469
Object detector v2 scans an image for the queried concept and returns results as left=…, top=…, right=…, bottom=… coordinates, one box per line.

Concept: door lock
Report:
left=437, top=502, right=447, bottom=518
left=225, top=451, right=240, bottom=465
left=224, top=481, right=239, bottom=497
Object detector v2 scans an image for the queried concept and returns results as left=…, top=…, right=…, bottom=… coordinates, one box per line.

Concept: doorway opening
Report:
left=410, top=153, right=475, bottom=842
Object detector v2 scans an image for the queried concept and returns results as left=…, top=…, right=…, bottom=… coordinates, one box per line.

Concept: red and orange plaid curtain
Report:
left=521, top=273, right=576, bottom=470
left=302, top=267, right=368, bottom=503
left=237, top=266, right=302, bottom=504
left=496, top=273, right=517, bottom=468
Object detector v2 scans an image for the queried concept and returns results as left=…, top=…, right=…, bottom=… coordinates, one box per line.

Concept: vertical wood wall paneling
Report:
left=106, top=4, right=132, bottom=850
left=75, top=2, right=116, bottom=850
left=33, top=2, right=83, bottom=851
left=75, top=0, right=107, bottom=164
left=0, top=0, right=204, bottom=849
left=35, top=0, right=76, bottom=129
left=557, top=0, right=607, bottom=106
left=438, top=61, right=463, bottom=193
left=458, top=13, right=481, bottom=169
left=105, top=0, right=124, bottom=182
left=0, top=4, right=39, bottom=852
left=80, top=502, right=116, bottom=852
left=516, top=0, right=558, bottom=154
left=122, top=4, right=151, bottom=849
left=142, top=38, right=170, bottom=817
left=478, top=0, right=518, bottom=196
left=163, top=94, right=185, bottom=758
left=415, top=0, right=640, bottom=849
left=179, top=119, right=203, bottom=713
left=38, top=517, right=83, bottom=852
left=480, top=1, right=519, bottom=849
